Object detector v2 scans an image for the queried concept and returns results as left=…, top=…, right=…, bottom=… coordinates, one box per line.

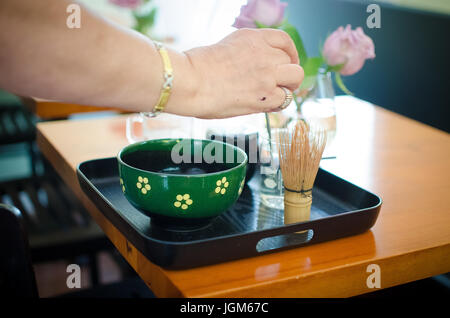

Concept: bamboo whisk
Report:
left=278, top=120, right=327, bottom=225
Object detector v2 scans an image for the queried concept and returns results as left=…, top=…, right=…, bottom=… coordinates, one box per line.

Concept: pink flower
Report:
left=323, top=25, right=375, bottom=76
left=109, top=0, right=142, bottom=9
left=233, top=0, right=287, bottom=29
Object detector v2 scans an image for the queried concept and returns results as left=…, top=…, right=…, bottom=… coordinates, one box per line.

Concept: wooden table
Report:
left=36, top=96, right=450, bottom=297
left=21, top=97, right=127, bottom=120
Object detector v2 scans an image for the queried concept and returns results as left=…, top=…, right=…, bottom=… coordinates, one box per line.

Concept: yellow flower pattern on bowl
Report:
left=174, top=194, right=193, bottom=211
left=238, top=178, right=245, bottom=195
left=215, top=177, right=229, bottom=195
left=120, top=178, right=125, bottom=193
left=136, top=176, right=151, bottom=194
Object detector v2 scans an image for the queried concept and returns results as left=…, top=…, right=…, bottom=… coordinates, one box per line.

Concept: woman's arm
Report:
left=0, top=0, right=303, bottom=119
left=0, top=0, right=196, bottom=114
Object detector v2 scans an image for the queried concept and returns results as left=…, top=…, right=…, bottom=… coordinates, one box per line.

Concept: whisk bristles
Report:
left=277, top=120, right=327, bottom=225
left=278, top=121, right=327, bottom=193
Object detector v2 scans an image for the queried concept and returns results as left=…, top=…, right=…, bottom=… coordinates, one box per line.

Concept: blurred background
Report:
left=0, top=0, right=448, bottom=297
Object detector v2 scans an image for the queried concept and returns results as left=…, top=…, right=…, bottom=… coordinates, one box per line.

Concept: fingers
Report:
left=276, top=64, right=304, bottom=92
left=267, top=48, right=291, bottom=65
left=261, top=66, right=302, bottom=113
left=255, top=86, right=291, bottom=113
left=264, top=86, right=291, bottom=112
left=260, top=29, right=300, bottom=65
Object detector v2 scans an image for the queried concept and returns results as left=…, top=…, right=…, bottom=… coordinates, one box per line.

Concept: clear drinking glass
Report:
left=125, top=112, right=192, bottom=143
left=296, top=70, right=337, bottom=158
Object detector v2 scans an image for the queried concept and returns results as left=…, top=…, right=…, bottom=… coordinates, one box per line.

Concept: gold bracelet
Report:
left=141, top=41, right=173, bottom=118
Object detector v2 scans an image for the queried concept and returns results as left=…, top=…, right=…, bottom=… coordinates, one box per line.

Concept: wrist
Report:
left=163, top=48, right=201, bottom=117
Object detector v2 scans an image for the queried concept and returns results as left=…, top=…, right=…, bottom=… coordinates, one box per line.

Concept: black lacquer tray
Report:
left=77, top=157, right=382, bottom=269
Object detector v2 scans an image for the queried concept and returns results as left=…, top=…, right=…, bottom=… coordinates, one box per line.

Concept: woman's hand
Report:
left=0, top=0, right=302, bottom=119
left=165, top=28, right=304, bottom=119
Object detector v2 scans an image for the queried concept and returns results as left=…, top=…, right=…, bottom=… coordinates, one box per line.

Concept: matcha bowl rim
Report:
left=117, top=138, right=248, bottom=177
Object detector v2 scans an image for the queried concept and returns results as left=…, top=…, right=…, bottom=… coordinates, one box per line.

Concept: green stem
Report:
left=334, top=72, right=353, bottom=95
left=265, top=113, right=274, bottom=158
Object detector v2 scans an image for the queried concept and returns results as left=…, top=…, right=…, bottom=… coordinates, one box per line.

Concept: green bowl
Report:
left=117, top=138, right=247, bottom=230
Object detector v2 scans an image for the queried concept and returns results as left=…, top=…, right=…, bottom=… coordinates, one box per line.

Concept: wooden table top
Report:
left=21, top=97, right=127, bottom=120
left=36, top=96, right=450, bottom=297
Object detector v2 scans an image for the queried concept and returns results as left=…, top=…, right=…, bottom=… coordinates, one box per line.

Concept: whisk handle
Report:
left=284, top=190, right=312, bottom=225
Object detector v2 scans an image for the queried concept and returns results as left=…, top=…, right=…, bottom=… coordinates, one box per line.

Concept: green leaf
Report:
left=255, top=19, right=285, bottom=29
left=299, top=75, right=317, bottom=90
left=254, top=20, right=270, bottom=28
left=303, top=56, right=324, bottom=77
left=325, top=63, right=344, bottom=73
left=133, top=7, right=157, bottom=33
left=280, top=23, right=308, bottom=68
left=335, top=72, right=353, bottom=95
left=297, top=56, right=324, bottom=90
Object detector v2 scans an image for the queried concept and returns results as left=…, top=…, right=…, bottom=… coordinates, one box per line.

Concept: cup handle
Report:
left=126, top=114, right=145, bottom=143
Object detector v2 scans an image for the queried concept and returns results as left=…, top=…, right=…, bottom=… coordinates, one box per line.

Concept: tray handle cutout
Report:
left=256, top=229, right=314, bottom=253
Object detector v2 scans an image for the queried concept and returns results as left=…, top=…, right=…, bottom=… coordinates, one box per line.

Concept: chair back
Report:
left=0, top=204, right=38, bottom=297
